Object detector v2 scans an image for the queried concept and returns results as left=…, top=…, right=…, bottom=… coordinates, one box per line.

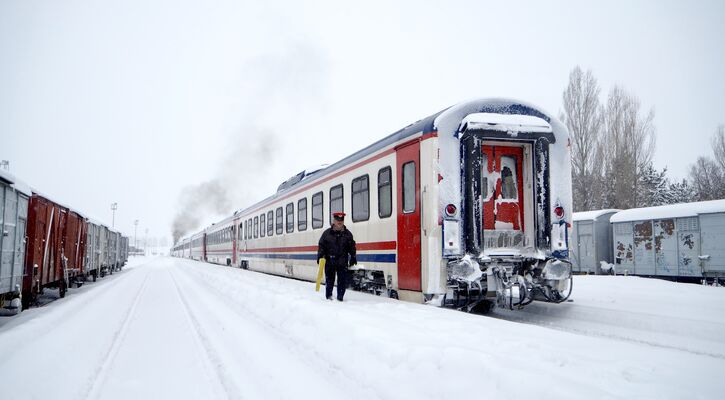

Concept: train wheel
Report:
left=92, top=272, right=97, bottom=282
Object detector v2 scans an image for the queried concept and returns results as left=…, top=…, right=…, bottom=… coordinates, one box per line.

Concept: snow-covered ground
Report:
left=1, top=257, right=724, bottom=400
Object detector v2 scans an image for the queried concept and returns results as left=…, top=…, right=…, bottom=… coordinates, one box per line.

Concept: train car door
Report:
left=481, top=145, right=524, bottom=235
left=396, top=140, right=421, bottom=291
left=575, top=221, right=595, bottom=273
left=654, top=219, right=677, bottom=276
left=699, top=213, right=725, bottom=278
left=676, top=217, right=700, bottom=277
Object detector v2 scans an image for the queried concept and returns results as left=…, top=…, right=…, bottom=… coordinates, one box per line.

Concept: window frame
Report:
left=254, top=216, right=259, bottom=238
left=267, top=210, right=274, bottom=236
left=351, top=174, right=370, bottom=222
left=297, top=198, right=307, bottom=231
left=286, top=203, right=294, bottom=233
left=259, top=213, right=266, bottom=237
left=402, top=161, right=416, bottom=214
left=329, top=184, right=344, bottom=223
left=312, top=191, right=324, bottom=229
left=276, top=207, right=283, bottom=235
left=378, top=166, right=392, bottom=218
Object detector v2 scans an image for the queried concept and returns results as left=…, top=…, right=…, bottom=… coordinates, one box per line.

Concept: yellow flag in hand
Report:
left=315, top=258, right=326, bottom=292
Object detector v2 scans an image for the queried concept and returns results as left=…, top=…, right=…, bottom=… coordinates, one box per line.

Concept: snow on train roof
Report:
left=223, top=98, right=570, bottom=229
left=458, top=112, right=552, bottom=134
left=0, top=169, right=32, bottom=196
left=610, top=200, right=725, bottom=223
left=573, top=209, right=621, bottom=222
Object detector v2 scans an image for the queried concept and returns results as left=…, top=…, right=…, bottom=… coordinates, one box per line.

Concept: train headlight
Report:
left=554, top=206, right=564, bottom=220
left=445, top=204, right=457, bottom=217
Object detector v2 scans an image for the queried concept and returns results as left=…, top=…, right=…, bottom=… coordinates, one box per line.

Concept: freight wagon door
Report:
left=676, top=217, right=700, bottom=277
left=699, top=213, right=725, bottom=277
left=654, top=219, right=677, bottom=276
left=396, top=140, right=421, bottom=291
left=481, top=145, right=525, bottom=248
left=576, top=221, right=595, bottom=273
left=613, top=222, right=634, bottom=274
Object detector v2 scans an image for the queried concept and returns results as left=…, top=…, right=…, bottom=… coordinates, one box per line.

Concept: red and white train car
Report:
left=174, top=99, right=573, bottom=310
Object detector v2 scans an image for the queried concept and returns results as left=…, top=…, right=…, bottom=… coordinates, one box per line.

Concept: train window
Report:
left=378, top=167, right=392, bottom=218
left=254, top=216, right=259, bottom=238
left=267, top=210, right=274, bottom=236
left=352, top=175, right=369, bottom=222
left=330, top=184, right=344, bottom=223
left=402, top=161, right=416, bottom=213
left=260, top=213, right=266, bottom=237
left=312, top=192, right=323, bottom=229
left=500, top=156, right=518, bottom=199
left=238, top=223, right=243, bottom=240
left=248, top=219, right=252, bottom=239
left=298, top=198, right=307, bottom=231
left=276, top=207, right=283, bottom=234
left=286, top=203, right=294, bottom=233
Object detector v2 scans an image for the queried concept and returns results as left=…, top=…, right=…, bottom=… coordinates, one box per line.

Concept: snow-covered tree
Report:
left=560, top=66, right=603, bottom=212
left=667, top=179, right=695, bottom=204
left=638, top=163, right=671, bottom=206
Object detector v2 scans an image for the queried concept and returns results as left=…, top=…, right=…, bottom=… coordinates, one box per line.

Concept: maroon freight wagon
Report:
left=22, top=193, right=86, bottom=308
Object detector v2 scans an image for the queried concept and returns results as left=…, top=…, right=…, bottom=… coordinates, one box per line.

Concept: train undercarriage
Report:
left=445, top=254, right=573, bottom=312
left=347, top=254, right=572, bottom=313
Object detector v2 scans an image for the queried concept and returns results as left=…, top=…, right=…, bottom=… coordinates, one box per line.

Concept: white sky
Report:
left=2, top=0, right=724, bottom=244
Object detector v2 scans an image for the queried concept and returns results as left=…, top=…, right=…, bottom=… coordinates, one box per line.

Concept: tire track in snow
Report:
left=82, top=269, right=151, bottom=400
left=175, top=261, right=382, bottom=400
left=168, top=269, right=242, bottom=400
left=489, top=303, right=725, bottom=360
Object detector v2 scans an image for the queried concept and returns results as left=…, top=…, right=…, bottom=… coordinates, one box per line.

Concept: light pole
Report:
left=111, top=203, right=118, bottom=228
left=134, top=219, right=139, bottom=254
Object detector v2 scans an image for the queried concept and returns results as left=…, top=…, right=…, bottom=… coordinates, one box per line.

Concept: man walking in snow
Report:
left=317, top=212, right=357, bottom=301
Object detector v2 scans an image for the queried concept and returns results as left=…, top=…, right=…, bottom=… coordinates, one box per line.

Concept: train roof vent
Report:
left=276, top=164, right=329, bottom=193
left=277, top=171, right=306, bottom=192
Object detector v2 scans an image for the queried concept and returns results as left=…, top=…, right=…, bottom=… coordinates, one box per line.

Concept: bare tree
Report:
left=689, top=156, right=725, bottom=200
left=560, top=66, right=603, bottom=211
left=712, top=124, right=725, bottom=171
left=600, top=86, right=656, bottom=209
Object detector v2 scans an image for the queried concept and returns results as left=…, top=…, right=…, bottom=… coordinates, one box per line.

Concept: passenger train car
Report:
left=172, top=98, right=574, bottom=310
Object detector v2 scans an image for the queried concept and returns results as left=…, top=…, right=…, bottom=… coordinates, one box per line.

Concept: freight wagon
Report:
left=0, top=171, right=30, bottom=313
left=571, top=210, right=619, bottom=274
left=610, top=200, right=725, bottom=283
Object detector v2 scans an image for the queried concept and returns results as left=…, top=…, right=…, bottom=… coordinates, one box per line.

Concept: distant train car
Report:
left=120, top=236, right=129, bottom=266
left=0, top=170, right=131, bottom=312
left=190, top=231, right=205, bottom=261
left=175, top=99, right=574, bottom=310
left=84, top=219, right=103, bottom=281
left=610, top=200, right=725, bottom=283
left=22, top=192, right=86, bottom=307
left=0, top=171, right=31, bottom=313
left=571, top=210, right=620, bottom=274
left=204, top=217, right=236, bottom=266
